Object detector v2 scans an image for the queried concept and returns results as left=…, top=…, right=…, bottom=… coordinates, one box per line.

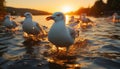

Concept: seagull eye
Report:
left=26, top=14, right=30, bottom=16
left=57, top=14, right=60, bottom=16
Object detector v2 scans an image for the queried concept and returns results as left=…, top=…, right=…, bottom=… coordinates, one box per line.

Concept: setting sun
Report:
left=62, top=6, right=73, bottom=13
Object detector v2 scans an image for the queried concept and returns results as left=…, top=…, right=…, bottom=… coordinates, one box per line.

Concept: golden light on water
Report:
left=65, top=15, right=70, bottom=24
left=58, top=47, right=65, bottom=50
left=74, top=64, right=80, bottom=67
left=47, top=58, right=54, bottom=62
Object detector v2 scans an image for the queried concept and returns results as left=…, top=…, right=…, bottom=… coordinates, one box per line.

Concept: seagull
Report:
left=46, top=12, right=76, bottom=54
left=68, top=16, right=80, bottom=28
left=22, top=12, right=46, bottom=40
left=3, top=14, right=18, bottom=32
left=69, top=16, right=75, bottom=23
left=112, top=13, right=120, bottom=23
left=79, top=13, right=92, bottom=23
left=78, top=13, right=95, bottom=29
left=68, top=16, right=80, bottom=27
left=68, top=16, right=80, bottom=37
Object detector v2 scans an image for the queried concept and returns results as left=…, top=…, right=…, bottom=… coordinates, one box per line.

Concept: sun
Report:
left=62, top=6, right=72, bottom=13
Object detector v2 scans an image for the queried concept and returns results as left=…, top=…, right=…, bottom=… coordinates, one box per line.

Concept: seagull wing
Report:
left=11, top=21, right=18, bottom=27
left=67, top=26, right=76, bottom=40
left=35, top=23, right=46, bottom=35
left=20, top=21, right=24, bottom=24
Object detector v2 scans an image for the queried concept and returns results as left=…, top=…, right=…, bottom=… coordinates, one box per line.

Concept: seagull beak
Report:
left=46, top=16, right=54, bottom=21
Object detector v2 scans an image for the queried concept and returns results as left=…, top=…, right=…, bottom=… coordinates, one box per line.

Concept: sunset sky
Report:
left=5, top=0, right=107, bottom=13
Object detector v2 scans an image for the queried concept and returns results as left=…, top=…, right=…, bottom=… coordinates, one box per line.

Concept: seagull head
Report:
left=4, top=15, right=11, bottom=19
left=113, top=12, right=118, bottom=17
left=46, top=12, right=65, bottom=22
left=24, top=12, right=32, bottom=18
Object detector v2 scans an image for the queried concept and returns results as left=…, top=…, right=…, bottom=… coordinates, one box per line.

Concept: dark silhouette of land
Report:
left=0, top=0, right=6, bottom=21
left=6, top=7, right=51, bottom=15
left=69, top=0, right=120, bottom=17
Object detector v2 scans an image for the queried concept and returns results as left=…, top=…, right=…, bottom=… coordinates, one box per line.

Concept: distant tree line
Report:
left=0, top=0, right=6, bottom=20
left=73, top=0, right=120, bottom=17
left=0, top=0, right=6, bottom=13
left=6, top=7, right=51, bottom=15
left=0, top=0, right=51, bottom=20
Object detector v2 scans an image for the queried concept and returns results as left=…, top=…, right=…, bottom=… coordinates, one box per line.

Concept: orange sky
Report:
left=6, top=0, right=107, bottom=13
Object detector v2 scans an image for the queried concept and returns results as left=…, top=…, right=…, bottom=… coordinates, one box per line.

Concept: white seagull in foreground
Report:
left=3, top=14, right=18, bottom=32
left=22, top=12, right=46, bottom=40
left=46, top=12, right=76, bottom=54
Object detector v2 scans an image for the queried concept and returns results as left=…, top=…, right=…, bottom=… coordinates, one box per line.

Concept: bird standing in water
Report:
left=22, top=12, right=46, bottom=40
left=112, top=12, right=120, bottom=23
left=46, top=12, right=76, bottom=55
left=3, top=14, right=18, bottom=32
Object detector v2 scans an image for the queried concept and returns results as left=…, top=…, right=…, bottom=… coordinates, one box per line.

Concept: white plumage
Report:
left=112, top=13, right=120, bottom=23
left=46, top=12, right=76, bottom=53
left=22, top=12, right=46, bottom=39
left=3, top=14, right=17, bottom=29
left=79, top=13, right=92, bottom=23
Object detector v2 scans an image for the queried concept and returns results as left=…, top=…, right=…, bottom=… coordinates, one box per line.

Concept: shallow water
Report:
left=0, top=15, right=120, bottom=69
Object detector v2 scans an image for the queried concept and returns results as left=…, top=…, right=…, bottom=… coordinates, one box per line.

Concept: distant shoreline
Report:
left=5, top=6, right=52, bottom=15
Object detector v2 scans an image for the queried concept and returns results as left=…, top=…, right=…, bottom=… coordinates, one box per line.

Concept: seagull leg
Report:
left=66, top=47, right=69, bottom=56
left=66, top=47, right=70, bottom=63
left=56, top=46, right=59, bottom=55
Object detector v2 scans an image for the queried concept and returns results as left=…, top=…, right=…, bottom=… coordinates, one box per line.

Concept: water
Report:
left=0, top=15, right=120, bottom=69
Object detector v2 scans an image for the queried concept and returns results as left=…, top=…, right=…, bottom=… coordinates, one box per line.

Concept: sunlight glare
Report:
left=62, top=6, right=73, bottom=13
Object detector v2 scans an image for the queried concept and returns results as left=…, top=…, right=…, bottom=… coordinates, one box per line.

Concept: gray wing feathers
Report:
left=11, top=21, right=18, bottom=27
left=35, top=23, right=46, bottom=35
left=68, top=27, right=76, bottom=39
